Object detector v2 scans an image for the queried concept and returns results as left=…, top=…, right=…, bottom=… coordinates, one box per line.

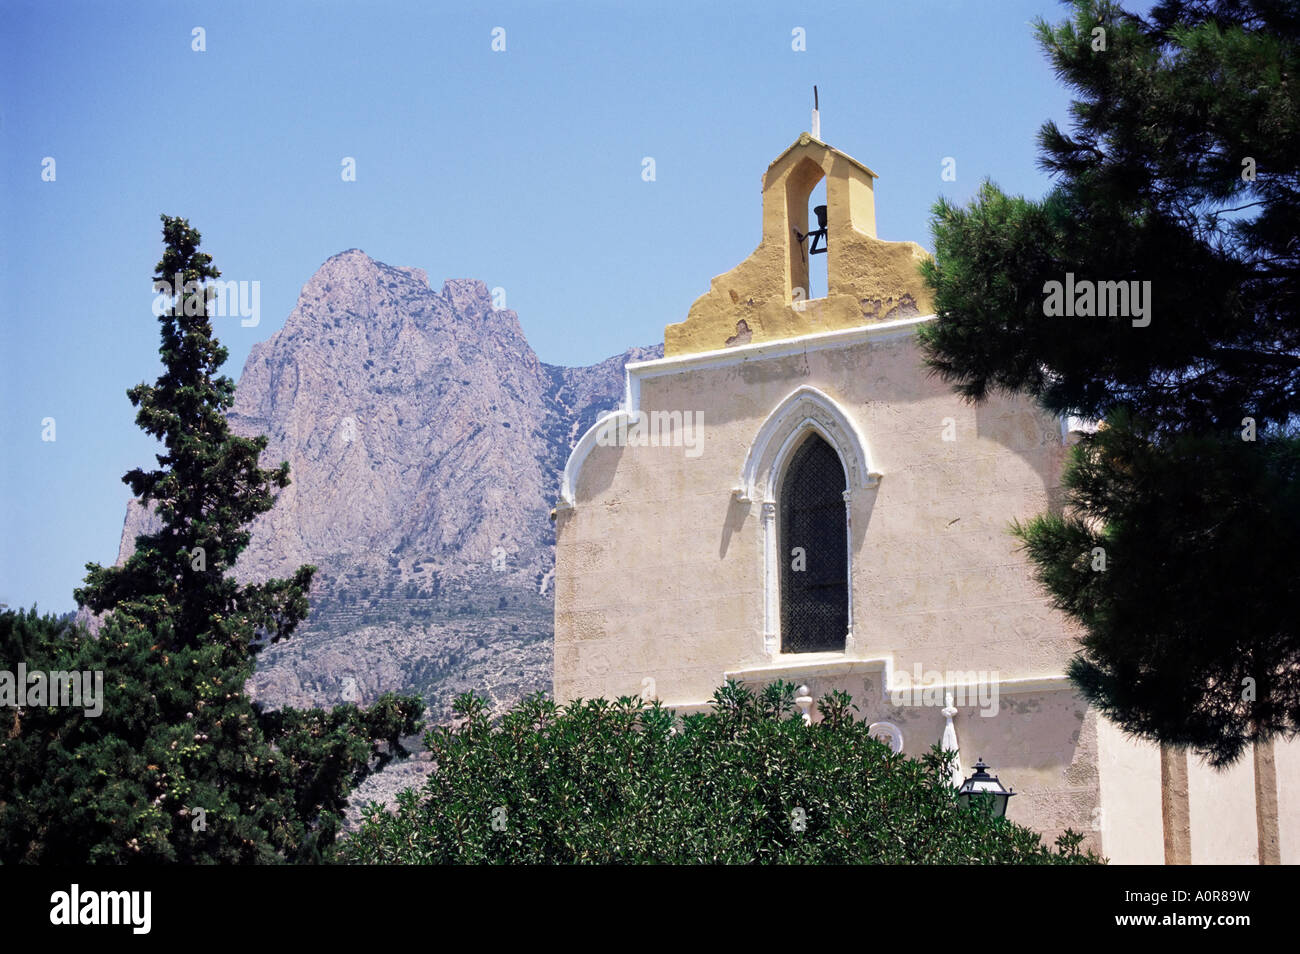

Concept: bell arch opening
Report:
left=806, top=178, right=828, bottom=300
left=777, top=431, right=849, bottom=654
left=785, top=156, right=826, bottom=304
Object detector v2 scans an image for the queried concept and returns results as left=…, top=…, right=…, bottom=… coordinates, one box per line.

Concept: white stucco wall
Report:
left=1096, top=717, right=1165, bottom=864
left=1275, top=736, right=1300, bottom=864
left=1189, top=750, right=1259, bottom=864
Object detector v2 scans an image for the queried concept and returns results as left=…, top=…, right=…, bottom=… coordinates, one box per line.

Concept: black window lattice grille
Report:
left=779, top=434, right=848, bottom=654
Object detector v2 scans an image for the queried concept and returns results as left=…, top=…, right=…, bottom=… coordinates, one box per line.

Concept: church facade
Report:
left=553, top=131, right=1298, bottom=864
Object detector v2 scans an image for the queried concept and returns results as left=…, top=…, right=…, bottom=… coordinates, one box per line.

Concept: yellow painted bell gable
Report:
left=664, top=133, right=934, bottom=356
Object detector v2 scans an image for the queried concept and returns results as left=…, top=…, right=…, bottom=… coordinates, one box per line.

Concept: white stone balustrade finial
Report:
left=941, top=691, right=963, bottom=788
left=795, top=685, right=813, bottom=725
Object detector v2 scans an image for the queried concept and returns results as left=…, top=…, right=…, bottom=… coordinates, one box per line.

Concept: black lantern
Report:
left=956, top=759, right=1016, bottom=818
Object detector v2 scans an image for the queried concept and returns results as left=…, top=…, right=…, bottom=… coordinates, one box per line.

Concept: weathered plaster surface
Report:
left=553, top=322, right=1098, bottom=840
left=664, top=134, right=933, bottom=356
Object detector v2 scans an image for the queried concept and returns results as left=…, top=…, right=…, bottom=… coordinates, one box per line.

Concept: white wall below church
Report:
left=1273, top=737, right=1300, bottom=864
left=1189, top=751, right=1258, bottom=864
left=1096, top=717, right=1164, bottom=865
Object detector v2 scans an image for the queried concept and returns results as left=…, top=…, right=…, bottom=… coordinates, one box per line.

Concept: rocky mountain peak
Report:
left=300, top=247, right=382, bottom=293
left=97, top=249, right=662, bottom=724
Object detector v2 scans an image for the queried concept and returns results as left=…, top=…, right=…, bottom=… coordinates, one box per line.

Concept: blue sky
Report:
left=1, top=0, right=1111, bottom=613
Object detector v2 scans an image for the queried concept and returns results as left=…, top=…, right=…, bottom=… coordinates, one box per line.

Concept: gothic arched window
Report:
left=778, top=432, right=848, bottom=653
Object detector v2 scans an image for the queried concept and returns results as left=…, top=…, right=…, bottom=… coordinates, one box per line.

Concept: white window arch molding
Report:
left=558, top=408, right=632, bottom=510
left=733, top=385, right=882, bottom=656
left=868, top=721, right=905, bottom=754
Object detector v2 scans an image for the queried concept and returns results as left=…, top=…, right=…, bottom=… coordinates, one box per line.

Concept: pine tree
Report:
left=918, top=1, right=1299, bottom=765
left=0, top=217, right=420, bottom=864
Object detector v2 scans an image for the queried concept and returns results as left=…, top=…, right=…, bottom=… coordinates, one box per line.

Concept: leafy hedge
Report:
left=342, top=681, right=1100, bottom=864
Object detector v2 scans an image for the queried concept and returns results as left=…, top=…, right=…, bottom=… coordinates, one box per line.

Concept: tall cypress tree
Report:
left=918, top=0, right=1299, bottom=766
left=78, top=215, right=313, bottom=655
left=0, top=217, right=420, bottom=863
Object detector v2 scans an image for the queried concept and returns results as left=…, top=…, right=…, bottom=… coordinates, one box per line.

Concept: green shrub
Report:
left=341, top=681, right=1101, bottom=864
left=0, top=607, right=421, bottom=864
